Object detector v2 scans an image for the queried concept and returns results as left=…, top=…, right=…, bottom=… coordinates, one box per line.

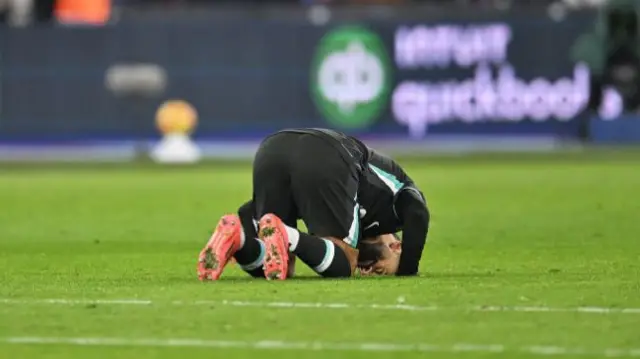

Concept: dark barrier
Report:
left=589, top=115, right=640, bottom=144
left=0, top=9, right=610, bottom=142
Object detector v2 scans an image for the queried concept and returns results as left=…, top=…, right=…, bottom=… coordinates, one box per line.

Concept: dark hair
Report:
left=357, top=233, right=401, bottom=267
left=357, top=241, right=384, bottom=267
left=358, top=238, right=397, bottom=267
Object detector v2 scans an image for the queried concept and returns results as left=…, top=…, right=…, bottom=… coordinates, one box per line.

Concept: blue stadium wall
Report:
left=0, top=7, right=632, bottom=159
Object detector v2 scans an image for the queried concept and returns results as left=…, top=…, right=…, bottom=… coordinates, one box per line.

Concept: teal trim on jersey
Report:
left=346, top=198, right=359, bottom=248
left=369, top=164, right=405, bottom=194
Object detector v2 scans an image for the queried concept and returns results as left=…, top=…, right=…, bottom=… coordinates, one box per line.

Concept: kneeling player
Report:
left=199, top=128, right=370, bottom=280
left=197, top=128, right=430, bottom=280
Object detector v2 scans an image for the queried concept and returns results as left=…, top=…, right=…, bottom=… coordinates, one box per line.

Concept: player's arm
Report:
left=394, top=187, right=430, bottom=276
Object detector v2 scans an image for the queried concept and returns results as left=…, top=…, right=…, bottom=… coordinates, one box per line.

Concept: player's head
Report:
left=357, top=233, right=402, bottom=276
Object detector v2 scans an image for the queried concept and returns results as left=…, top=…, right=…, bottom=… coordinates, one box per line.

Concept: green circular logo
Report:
left=311, top=26, right=391, bottom=129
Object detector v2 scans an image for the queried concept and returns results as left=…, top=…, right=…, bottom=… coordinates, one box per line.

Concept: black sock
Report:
left=292, top=233, right=352, bottom=278
left=234, top=201, right=264, bottom=278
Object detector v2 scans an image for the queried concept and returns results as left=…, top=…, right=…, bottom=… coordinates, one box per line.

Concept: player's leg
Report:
left=252, top=133, right=297, bottom=224
left=198, top=132, right=296, bottom=281
left=233, top=200, right=265, bottom=278
left=255, top=133, right=359, bottom=279
left=197, top=200, right=295, bottom=280
left=251, top=133, right=299, bottom=279
left=257, top=204, right=358, bottom=280
left=287, top=191, right=359, bottom=278
left=283, top=135, right=360, bottom=278
left=234, top=200, right=298, bottom=279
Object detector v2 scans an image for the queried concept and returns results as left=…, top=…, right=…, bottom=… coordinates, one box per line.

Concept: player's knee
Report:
left=237, top=201, right=252, bottom=217
left=319, top=245, right=353, bottom=278
left=318, top=238, right=357, bottom=278
left=327, top=237, right=358, bottom=267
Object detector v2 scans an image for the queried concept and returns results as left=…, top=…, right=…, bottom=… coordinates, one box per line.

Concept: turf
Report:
left=0, top=152, right=639, bottom=359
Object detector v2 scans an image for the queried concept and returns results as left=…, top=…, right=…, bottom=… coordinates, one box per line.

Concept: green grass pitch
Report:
left=0, top=152, right=639, bottom=359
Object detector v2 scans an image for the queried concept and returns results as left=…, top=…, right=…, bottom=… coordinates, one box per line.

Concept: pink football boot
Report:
left=258, top=214, right=290, bottom=280
left=197, top=214, right=242, bottom=281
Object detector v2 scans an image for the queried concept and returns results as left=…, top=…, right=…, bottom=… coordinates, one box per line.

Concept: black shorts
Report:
left=252, top=132, right=360, bottom=247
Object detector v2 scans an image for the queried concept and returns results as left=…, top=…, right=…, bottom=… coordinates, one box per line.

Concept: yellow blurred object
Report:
left=55, top=0, right=111, bottom=25
left=155, top=100, right=198, bottom=135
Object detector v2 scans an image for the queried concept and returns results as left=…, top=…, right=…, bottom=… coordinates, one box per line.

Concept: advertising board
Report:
left=0, top=10, right=621, bottom=148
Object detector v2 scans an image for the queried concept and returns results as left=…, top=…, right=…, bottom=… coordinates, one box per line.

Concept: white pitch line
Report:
left=473, top=305, right=640, bottom=314
left=2, top=336, right=640, bottom=357
left=210, top=300, right=441, bottom=311
left=2, top=298, right=640, bottom=314
left=0, top=298, right=152, bottom=306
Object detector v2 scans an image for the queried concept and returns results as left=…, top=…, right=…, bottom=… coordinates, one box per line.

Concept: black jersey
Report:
left=358, top=149, right=424, bottom=239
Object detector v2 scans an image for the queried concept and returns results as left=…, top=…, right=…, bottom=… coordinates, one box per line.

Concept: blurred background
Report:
left=0, top=0, right=638, bottom=162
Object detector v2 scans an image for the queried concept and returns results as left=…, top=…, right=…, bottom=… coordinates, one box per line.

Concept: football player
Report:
left=197, top=128, right=430, bottom=280
left=199, top=128, right=368, bottom=280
